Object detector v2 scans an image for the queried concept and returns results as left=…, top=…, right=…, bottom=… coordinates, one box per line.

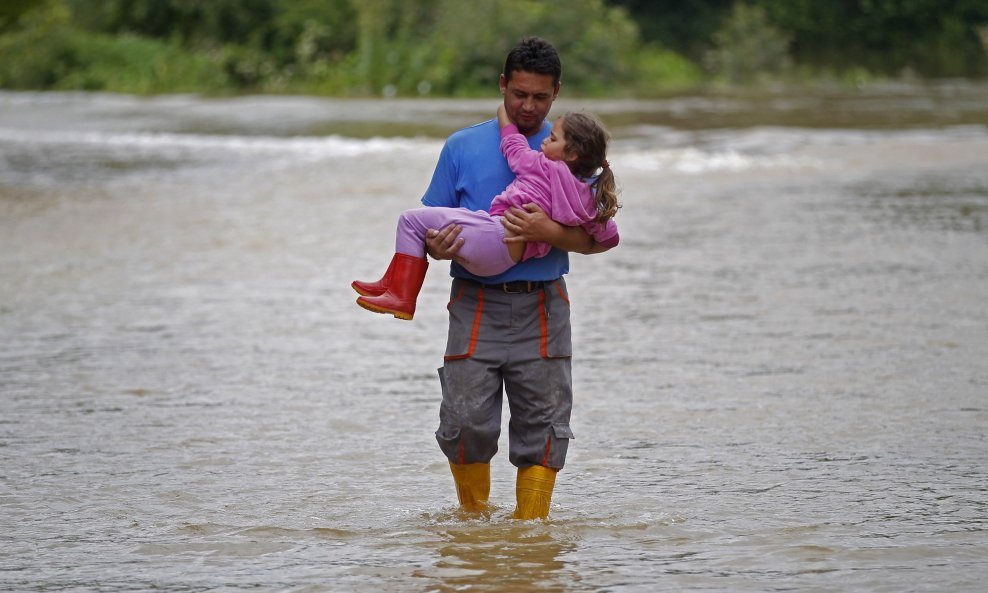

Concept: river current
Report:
left=1, top=86, right=987, bottom=592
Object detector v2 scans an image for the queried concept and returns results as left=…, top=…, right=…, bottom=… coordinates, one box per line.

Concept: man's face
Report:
left=499, top=70, right=560, bottom=136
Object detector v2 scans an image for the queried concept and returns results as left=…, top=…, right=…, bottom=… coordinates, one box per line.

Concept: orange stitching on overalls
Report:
left=444, top=286, right=484, bottom=361
left=538, top=289, right=548, bottom=358
left=554, top=281, right=570, bottom=304
left=446, top=285, right=464, bottom=310
left=541, top=434, right=552, bottom=466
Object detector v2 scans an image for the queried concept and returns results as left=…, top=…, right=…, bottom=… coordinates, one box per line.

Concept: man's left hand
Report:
left=500, top=203, right=555, bottom=243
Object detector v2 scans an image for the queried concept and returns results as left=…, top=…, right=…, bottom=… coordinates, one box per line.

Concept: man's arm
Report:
left=500, top=203, right=607, bottom=254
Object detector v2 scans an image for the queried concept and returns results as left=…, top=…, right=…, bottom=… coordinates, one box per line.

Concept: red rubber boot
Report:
left=352, top=254, right=397, bottom=297
left=356, top=254, right=429, bottom=320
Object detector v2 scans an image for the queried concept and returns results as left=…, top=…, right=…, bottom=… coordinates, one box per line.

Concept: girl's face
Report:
left=541, top=118, right=571, bottom=163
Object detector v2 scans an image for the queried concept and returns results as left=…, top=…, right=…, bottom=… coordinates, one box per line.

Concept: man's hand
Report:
left=425, top=223, right=467, bottom=264
left=500, top=203, right=554, bottom=243
left=500, top=203, right=597, bottom=253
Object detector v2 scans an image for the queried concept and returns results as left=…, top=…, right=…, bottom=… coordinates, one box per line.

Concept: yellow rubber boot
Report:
left=513, top=465, right=558, bottom=520
left=448, top=462, right=491, bottom=512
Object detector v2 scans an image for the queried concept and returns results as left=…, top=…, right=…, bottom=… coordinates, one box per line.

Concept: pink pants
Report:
left=396, top=207, right=517, bottom=277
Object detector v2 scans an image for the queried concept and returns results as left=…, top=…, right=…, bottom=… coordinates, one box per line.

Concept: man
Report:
left=422, top=37, right=608, bottom=520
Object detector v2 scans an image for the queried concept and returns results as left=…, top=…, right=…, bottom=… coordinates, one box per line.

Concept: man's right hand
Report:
left=425, top=224, right=466, bottom=263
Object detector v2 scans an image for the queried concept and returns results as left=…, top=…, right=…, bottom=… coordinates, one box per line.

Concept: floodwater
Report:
left=1, top=84, right=987, bottom=592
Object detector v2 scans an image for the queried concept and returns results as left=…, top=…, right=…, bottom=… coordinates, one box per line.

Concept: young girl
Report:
left=352, top=104, right=620, bottom=320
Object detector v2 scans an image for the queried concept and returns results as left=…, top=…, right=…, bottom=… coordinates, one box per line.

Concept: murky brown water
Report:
left=2, top=86, right=987, bottom=592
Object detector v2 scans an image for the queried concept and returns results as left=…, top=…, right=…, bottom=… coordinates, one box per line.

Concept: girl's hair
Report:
left=560, top=112, right=620, bottom=222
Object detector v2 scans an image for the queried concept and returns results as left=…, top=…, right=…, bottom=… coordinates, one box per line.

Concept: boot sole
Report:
left=356, top=298, right=414, bottom=320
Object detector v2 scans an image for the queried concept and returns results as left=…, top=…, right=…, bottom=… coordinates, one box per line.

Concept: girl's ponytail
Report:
left=592, top=163, right=619, bottom=222
left=560, top=113, right=621, bottom=222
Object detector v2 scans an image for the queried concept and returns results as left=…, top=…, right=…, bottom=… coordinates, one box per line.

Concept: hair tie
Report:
left=601, top=159, right=610, bottom=169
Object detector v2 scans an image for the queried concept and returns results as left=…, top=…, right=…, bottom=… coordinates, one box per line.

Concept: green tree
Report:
left=0, top=0, right=45, bottom=31
left=706, top=2, right=791, bottom=83
left=351, top=0, right=439, bottom=95
left=69, top=0, right=275, bottom=46
left=266, top=0, right=356, bottom=67
left=605, top=0, right=733, bottom=59
left=758, top=0, right=988, bottom=77
left=0, top=0, right=228, bottom=92
left=396, top=0, right=644, bottom=96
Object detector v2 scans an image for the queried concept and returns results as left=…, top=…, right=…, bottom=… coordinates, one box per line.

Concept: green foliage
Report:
left=67, top=0, right=277, bottom=46
left=2, top=0, right=987, bottom=96
left=0, top=1, right=68, bottom=88
left=0, top=1, right=226, bottom=92
left=706, top=2, right=791, bottom=84
left=611, top=0, right=988, bottom=80
left=405, top=0, right=644, bottom=96
left=280, top=0, right=666, bottom=97
left=630, top=45, right=704, bottom=94
left=758, top=0, right=988, bottom=77
left=605, top=0, right=734, bottom=60
left=55, top=33, right=229, bottom=93
left=266, top=0, right=357, bottom=67
left=0, top=0, right=43, bottom=32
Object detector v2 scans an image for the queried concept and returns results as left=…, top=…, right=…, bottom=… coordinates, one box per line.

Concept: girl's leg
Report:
left=395, top=207, right=467, bottom=257
left=396, top=207, right=516, bottom=277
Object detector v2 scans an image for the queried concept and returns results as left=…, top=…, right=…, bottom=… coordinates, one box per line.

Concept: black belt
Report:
left=479, top=279, right=556, bottom=293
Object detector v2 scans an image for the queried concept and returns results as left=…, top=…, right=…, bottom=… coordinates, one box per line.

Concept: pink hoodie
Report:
left=489, top=124, right=619, bottom=262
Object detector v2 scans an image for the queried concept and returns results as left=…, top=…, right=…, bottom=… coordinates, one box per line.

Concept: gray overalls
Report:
left=435, top=277, right=575, bottom=469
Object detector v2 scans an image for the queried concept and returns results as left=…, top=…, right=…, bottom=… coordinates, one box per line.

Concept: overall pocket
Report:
left=542, top=423, right=575, bottom=468
left=444, top=283, right=484, bottom=361
left=539, top=280, right=572, bottom=359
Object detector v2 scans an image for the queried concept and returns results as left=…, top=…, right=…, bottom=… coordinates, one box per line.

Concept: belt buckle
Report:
left=494, top=280, right=547, bottom=293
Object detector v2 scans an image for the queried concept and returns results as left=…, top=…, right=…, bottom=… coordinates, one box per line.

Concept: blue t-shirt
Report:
left=421, top=118, right=570, bottom=283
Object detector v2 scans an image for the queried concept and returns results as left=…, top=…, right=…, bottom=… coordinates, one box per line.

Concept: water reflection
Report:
left=417, top=523, right=575, bottom=593
left=853, top=172, right=988, bottom=233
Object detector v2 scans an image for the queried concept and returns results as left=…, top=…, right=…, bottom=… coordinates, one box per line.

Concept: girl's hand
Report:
left=497, top=104, right=511, bottom=129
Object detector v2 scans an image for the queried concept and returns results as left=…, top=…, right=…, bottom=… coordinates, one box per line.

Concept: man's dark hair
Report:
left=503, top=37, right=562, bottom=86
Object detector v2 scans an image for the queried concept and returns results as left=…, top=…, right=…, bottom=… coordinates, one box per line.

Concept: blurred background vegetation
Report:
left=1, top=0, right=987, bottom=96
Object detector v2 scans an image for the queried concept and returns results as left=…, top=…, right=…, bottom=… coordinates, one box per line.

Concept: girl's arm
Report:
left=497, top=105, right=546, bottom=178
left=582, top=239, right=615, bottom=255
left=580, top=234, right=618, bottom=254
left=497, top=104, right=512, bottom=129
left=581, top=219, right=619, bottom=254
